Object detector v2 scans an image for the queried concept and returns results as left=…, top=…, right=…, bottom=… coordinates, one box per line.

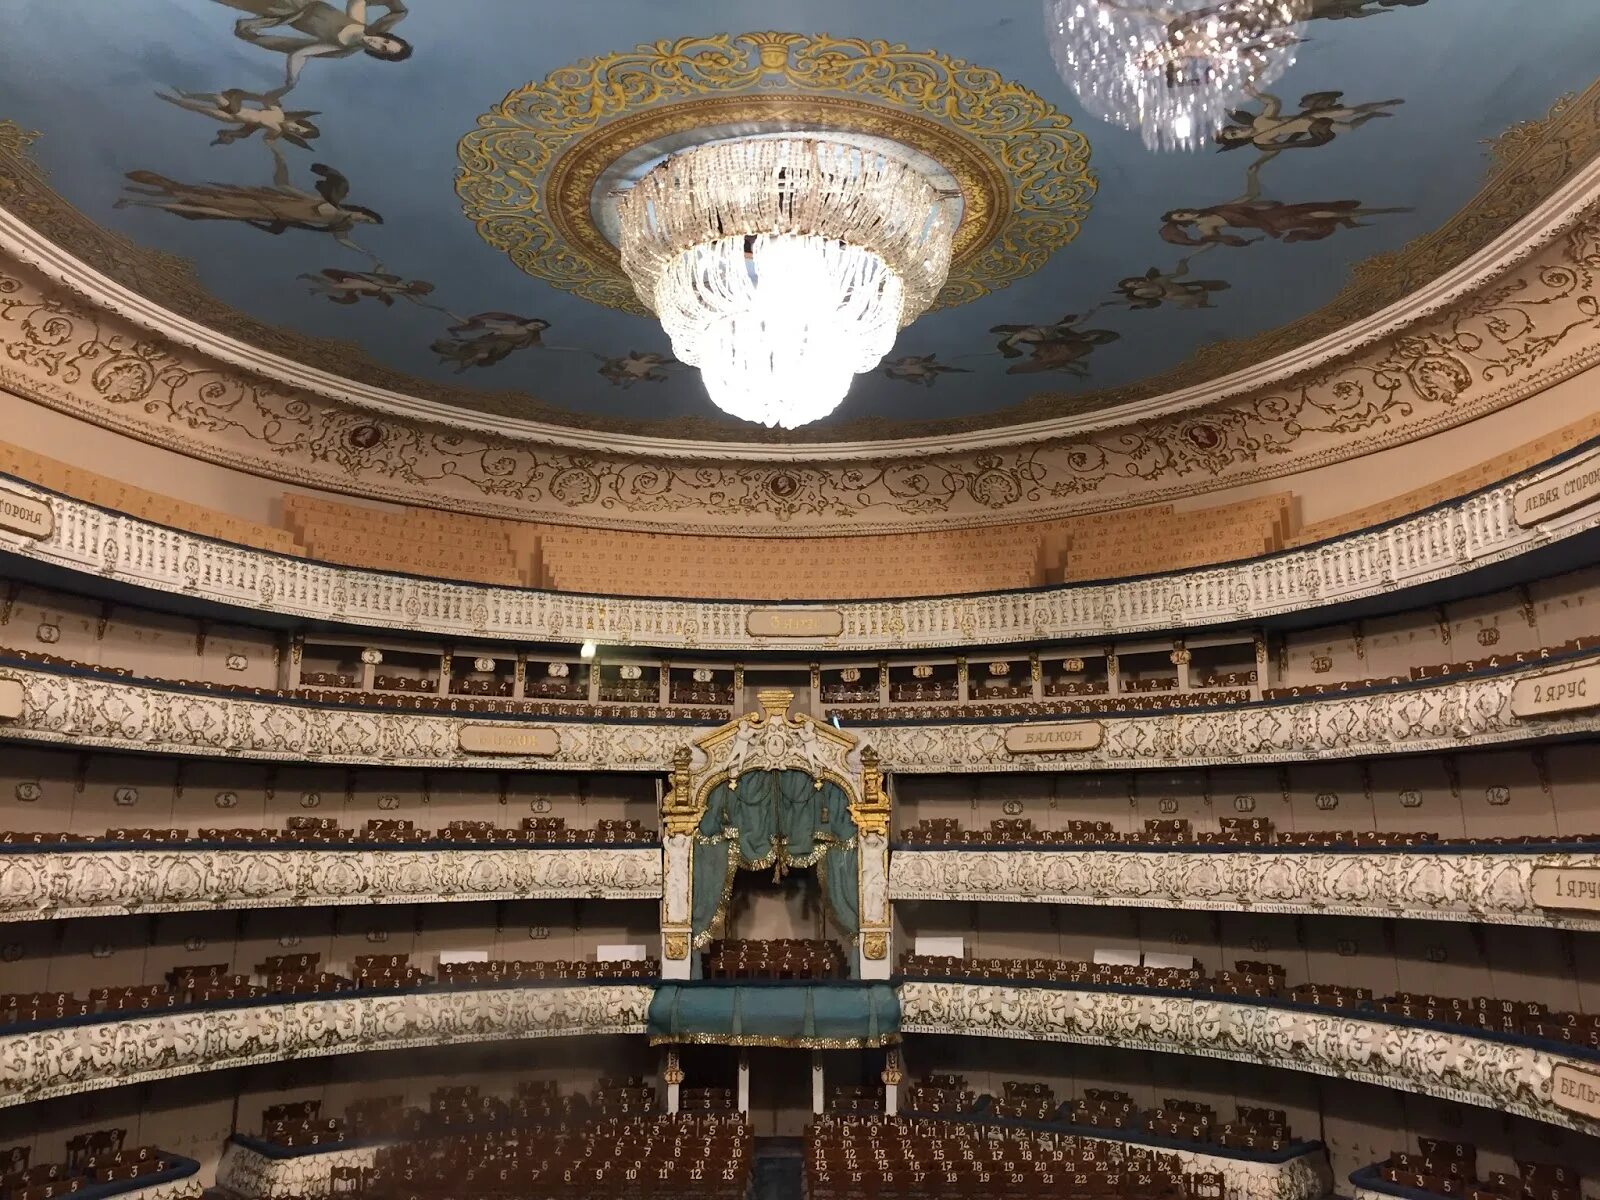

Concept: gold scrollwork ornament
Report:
left=862, top=931, right=889, bottom=960
left=664, top=932, right=689, bottom=960
left=455, top=31, right=1093, bottom=312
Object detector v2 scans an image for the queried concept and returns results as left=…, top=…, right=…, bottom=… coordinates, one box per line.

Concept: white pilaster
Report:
left=737, top=1050, right=751, bottom=1114
left=811, top=1053, right=825, bottom=1115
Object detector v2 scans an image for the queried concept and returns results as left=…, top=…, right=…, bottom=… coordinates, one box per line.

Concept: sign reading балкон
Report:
left=1003, top=721, right=1104, bottom=754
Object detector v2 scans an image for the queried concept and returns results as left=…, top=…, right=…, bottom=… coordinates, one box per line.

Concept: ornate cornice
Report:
left=0, top=845, right=662, bottom=922
left=897, top=981, right=1600, bottom=1133
left=3, top=446, right=1599, bottom=651
left=0, top=188, right=1598, bottom=530
left=0, top=983, right=651, bottom=1109
left=889, top=849, right=1600, bottom=931
left=1, top=653, right=1598, bottom=772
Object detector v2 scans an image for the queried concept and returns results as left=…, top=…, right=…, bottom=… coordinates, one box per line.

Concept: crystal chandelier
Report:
left=1045, top=0, right=1307, bottom=152
left=615, top=136, right=956, bottom=429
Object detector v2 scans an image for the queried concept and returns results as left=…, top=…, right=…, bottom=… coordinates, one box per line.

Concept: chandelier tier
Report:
left=616, top=136, right=957, bottom=429
left=1045, top=0, right=1307, bottom=153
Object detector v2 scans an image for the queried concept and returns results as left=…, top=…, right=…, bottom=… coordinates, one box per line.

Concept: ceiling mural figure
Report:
left=1215, top=90, right=1404, bottom=159
left=597, top=352, right=680, bottom=389
left=881, top=355, right=972, bottom=388
left=990, top=316, right=1122, bottom=377
left=218, top=0, right=413, bottom=91
left=114, top=159, right=382, bottom=254
left=1115, top=265, right=1231, bottom=310
left=431, top=313, right=552, bottom=373
left=2, top=0, right=1595, bottom=442
left=155, top=87, right=322, bottom=150
left=1158, top=199, right=1412, bottom=247
left=301, top=267, right=434, bottom=306
left=1305, top=0, right=1428, bottom=17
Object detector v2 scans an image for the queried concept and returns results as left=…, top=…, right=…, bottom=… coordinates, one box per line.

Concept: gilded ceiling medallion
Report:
left=454, top=32, right=1095, bottom=314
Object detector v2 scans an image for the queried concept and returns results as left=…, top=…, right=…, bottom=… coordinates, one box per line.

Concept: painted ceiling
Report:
left=0, top=0, right=1596, bottom=445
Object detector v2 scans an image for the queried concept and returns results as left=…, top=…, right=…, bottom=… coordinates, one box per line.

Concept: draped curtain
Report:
left=690, top=769, right=860, bottom=956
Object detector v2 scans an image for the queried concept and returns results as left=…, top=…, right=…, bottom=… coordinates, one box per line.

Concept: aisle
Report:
left=750, top=1137, right=805, bottom=1200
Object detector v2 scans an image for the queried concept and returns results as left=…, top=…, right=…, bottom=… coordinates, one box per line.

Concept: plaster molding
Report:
left=3, top=449, right=1599, bottom=651
left=0, top=983, right=651, bottom=1108
left=2, top=196, right=1600, bottom=530
left=898, top=981, right=1600, bottom=1134
left=1, top=653, right=1597, bottom=772
left=889, top=849, right=1600, bottom=931
left=1, top=147, right=1597, bottom=461
left=217, top=1141, right=380, bottom=1200
left=0, top=845, right=662, bottom=922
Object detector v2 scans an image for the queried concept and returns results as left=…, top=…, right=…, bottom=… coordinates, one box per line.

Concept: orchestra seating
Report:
left=0, top=1130, right=180, bottom=1200
left=247, top=1081, right=668, bottom=1154
left=805, top=1115, right=1225, bottom=1200
left=906, top=1078, right=1298, bottom=1153
left=0, top=441, right=300, bottom=555
left=701, top=939, right=848, bottom=980
left=358, top=1112, right=751, bottom=1199
left=1371, top=1141, right=1581, bottom=1200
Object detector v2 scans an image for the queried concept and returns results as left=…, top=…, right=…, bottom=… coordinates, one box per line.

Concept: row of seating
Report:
left=2, top=816, right=657, bottom=847
left=0, top=1130, right=172, bottom=1200
left=896, top=815, right=1600, bottom=849
left=701, top=939, right=849, bottom=981
left=826, top=689, right=1255, bottom=724
left=896, top=955, right=1600, bottom=1044
left=806, top=1115, right=1225, bottom=1199
left=909, top=1078, right=1295, bottom=1153
left=1261, top=636, right=1597, bottom=700
left=1373, top=1140, right=1580, bottom=1200
left=353, top=1113, right=751, bottom=1199
left=0, top=954, right=655, bottom=1024
left=254, top=1080, right=664, bottom=1150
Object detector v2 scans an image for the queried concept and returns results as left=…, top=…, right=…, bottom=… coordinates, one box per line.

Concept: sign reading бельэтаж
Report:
left=0, top=679, right=22, bottom=721
left=1551, top=1063, right=1600, bottom=1119
left=747, top=609, right=845, bottom=638
left=1532, top=867, right=1600, bottom=912
left=1514, top=451, right=1600, bottom=526
left=1509, top=663, right=1600, bottom=719
left=1003, top=722, right=1104, bottom=754
left=457, top=724, right=560, bottom=756
left=0, top=485, right=53, bottom=540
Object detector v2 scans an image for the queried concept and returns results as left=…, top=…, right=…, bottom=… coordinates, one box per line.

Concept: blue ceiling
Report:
left=0, top=0, right=1594, bottom=440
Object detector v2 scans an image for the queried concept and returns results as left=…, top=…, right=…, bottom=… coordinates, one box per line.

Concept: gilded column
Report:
left=851, top=746, right=893, bottom=980
left=660, top=746, right=698, bottom=979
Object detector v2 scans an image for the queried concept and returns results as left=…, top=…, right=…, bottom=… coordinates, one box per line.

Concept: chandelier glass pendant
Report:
left=616, top=136, right=957, bottom=429
left=1044, top=0, right=1308, bottom=152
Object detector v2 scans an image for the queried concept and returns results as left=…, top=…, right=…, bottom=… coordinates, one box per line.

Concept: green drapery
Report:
left=647, top=982, right=900, bottom=1048
left=690, top=770, right=860, bottom=951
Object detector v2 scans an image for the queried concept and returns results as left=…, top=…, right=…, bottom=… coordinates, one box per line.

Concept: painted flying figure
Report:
left=156, top=87, right=322, bottom=149
left=218, top=1, right=411, bottom=90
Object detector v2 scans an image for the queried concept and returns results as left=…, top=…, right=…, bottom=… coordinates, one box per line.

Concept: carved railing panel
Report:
left=898, top=981, right=1600, bottom=1133
left=0, top=846, right=662, bottom=921
left=2, top=656, right=1598, bottom=771
left=0, top=984, right=652, bottom=1108
left=889, top=849, right=1600, bottom=930
left=1, top=449, right=1597, bottom=650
